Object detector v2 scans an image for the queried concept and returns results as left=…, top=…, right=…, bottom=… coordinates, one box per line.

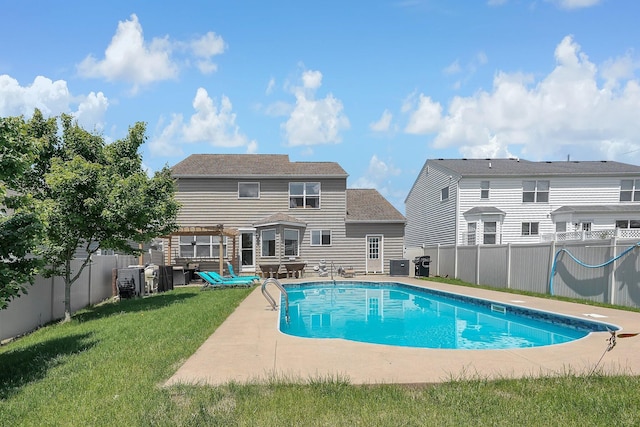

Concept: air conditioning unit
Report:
left=389, top=259, right=409, bottom=277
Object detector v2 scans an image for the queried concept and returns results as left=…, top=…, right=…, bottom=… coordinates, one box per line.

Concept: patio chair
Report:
left=198, top=271, right=256, bottom=290
left=227, top=262, right=261, bottom=281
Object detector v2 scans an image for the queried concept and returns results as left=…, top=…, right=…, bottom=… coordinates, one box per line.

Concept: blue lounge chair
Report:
left=227, top=262, right=261, bottom=281
left=198, top=271, right=256, bottom=290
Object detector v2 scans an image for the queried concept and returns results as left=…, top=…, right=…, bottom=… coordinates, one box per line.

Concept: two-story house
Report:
left=405, top=158, right=640, bottom=248
left=168, top=154, right=406, bottom=277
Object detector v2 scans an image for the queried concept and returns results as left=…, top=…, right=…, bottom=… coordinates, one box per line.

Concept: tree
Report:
left=11, top=110, right=180, bottom=321
left=0, top=116, right=43, bottom=309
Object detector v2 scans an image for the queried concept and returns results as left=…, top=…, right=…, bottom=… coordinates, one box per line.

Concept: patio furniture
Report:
left=259, top=263, right=281, bottom=278
left=284, top=262, right=306, bottom=278
left=198, top=271, right=256, bottom=290
left=227, top=262, right=261, bottom=281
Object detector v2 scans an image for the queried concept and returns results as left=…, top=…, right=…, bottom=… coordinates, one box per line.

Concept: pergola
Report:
left=162, top=225, right=239, bottom=274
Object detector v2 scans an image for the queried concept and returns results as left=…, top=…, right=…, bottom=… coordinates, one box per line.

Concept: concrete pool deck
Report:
left=165, top=277, right=640, bottom=386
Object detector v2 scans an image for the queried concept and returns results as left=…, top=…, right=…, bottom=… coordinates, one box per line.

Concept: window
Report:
left=179, top=235, right=227, bottom=258
left=521, top=222, right=539, bottom=236
left=284, top=228, right=299, bottom=257
left=261, top=229, right=276, bottom=257
left=483, top=222, right=496, bottom=244
left=467, top=222, right=476, bottom=245
left=620, top=179, right=640, bottom=202
left=311, top=230, right=332, bottom=246
left=523, top=180, right=549, bottom=203
left=616, top=220, right=640, bottom=229
left=480, top=181, right=490, bottom=199
left=238, top=182, right=259, bottom=199
left=441, top=186, right=449, bottom=201
left=556, top=222, right=567, bottom=233
left=289, top=182, right=320, bottom=208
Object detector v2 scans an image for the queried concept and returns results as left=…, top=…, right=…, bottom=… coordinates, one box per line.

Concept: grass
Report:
left=1, top=285, right=640, bottom=426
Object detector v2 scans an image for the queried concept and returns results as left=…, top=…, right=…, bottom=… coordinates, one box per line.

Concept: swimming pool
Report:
left=279, top=281, right=618, bottom=349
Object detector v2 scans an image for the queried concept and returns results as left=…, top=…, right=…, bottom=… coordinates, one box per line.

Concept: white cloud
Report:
left=77, top=14, right=178, bottom=92
left=149, top=114, right=184, bottom=157
left=547, top=0, right=603, bottom=10
left=370, top=110, right=393, bottom=132
left=190, top=32, right=226, bottom=75
left=402, top=35, right=640, bottom=162
left=0, top=75, right=71, bottom=117
left=265, top=77, right=276, bottom=95
left=75, top=91, right=109, bottom=131
left=405, top=95, right=442, bottom=134
left=302, top=70, right=323, bottom=90
left=443, top=60, right=462, bottom=76
left=246, top=140, right=258, bottom=154
left=0, top=74, right=108, bottom=129
left=190, top=31, right=226, bottom=58
left=352, top=155, right=401, bottom=198
left=149, top=88, right=255, bottom=156
left=281, top=69, right=350, bottom=146
left=77, top=15, right=226, bottom=91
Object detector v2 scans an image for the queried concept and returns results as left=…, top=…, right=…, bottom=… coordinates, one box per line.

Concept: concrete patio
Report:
left=165, top=277, right=640, bottom=386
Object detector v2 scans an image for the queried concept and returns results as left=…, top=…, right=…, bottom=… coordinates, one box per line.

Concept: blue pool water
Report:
left=279, top=282, right=618, bottom=349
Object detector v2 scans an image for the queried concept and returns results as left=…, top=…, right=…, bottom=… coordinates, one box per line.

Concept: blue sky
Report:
left=2, top=0, right=640, bottom=212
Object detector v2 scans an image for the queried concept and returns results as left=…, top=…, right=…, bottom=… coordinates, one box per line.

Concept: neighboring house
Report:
left=405, top=158, right=640, bottom=248
left=169, top=154, right=405, bottom=276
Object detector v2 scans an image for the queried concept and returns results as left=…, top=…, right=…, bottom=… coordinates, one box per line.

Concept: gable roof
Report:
left=428, top=158, right=640, bottom=177
left=346, top=189, right=406, bottom=223
left=171, top=154, right=348, bottom=178
left=252, top=212, right=307, bottom=227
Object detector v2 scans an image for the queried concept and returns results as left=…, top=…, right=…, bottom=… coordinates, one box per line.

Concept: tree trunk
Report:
left=63, top=261, right=72, bottom=323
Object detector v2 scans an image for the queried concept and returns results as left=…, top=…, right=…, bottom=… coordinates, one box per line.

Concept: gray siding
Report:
left=173, top=176, right=403, bottom=275
left=405, top=162, right=458, bottom=248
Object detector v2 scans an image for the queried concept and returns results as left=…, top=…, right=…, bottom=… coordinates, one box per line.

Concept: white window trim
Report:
left=311, top=229, right=332, bottom=246
left=261, top=229, right=276, bottom=257
left=521, top=222, right=539, bottom=236
left=289, top=182, right=321, bottom=209
left=284, top=228, right=299, bottom=257
left=238, top=182, right=260, bottom=199
left=441, top=186, right=449, bottom=201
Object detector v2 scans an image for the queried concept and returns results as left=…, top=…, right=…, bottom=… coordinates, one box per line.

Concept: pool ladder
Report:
left=261, top=278, right=290, bottom=323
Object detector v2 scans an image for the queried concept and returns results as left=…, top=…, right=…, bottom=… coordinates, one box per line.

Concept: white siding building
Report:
left=405, top=158, right=640, bottom=248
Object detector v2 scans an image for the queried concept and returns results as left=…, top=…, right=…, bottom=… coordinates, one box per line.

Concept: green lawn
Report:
left=1, top=286, right=639, bottom=426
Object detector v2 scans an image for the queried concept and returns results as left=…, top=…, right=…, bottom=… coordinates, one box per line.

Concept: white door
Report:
left=366, top=235, right=383, bottom=274
left=239, top=230, right=256, bottom=272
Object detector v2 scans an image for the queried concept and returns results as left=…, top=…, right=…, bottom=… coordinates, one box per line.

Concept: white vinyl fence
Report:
left=416, top=237, right=640, bottom=309
left=1, top=254, right=140, bottom=342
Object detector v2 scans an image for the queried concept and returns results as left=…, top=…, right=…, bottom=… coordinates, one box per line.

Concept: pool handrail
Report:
left=261, top=278, right=289, bottom=323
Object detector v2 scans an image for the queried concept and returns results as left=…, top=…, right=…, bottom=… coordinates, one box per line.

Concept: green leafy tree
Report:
left=0, top=116, right=43, bottom=309
left=11, top=110, right=180, bottom=321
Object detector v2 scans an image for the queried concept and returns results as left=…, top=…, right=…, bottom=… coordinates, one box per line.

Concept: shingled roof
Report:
left=171, top=154, right=348, bottom=178
left=346, top=189, right=405, bottom=223
left=429, top=158, right=640, bottom=177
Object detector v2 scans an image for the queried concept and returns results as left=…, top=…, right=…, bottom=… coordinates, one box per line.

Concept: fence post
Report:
left=506, top=243, right=511, bottom=289
left=547, top=239, right=556, bottom=295
left=610, top=235, right=617, bottom=305
left=475, top=245, right=480, bottom=285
